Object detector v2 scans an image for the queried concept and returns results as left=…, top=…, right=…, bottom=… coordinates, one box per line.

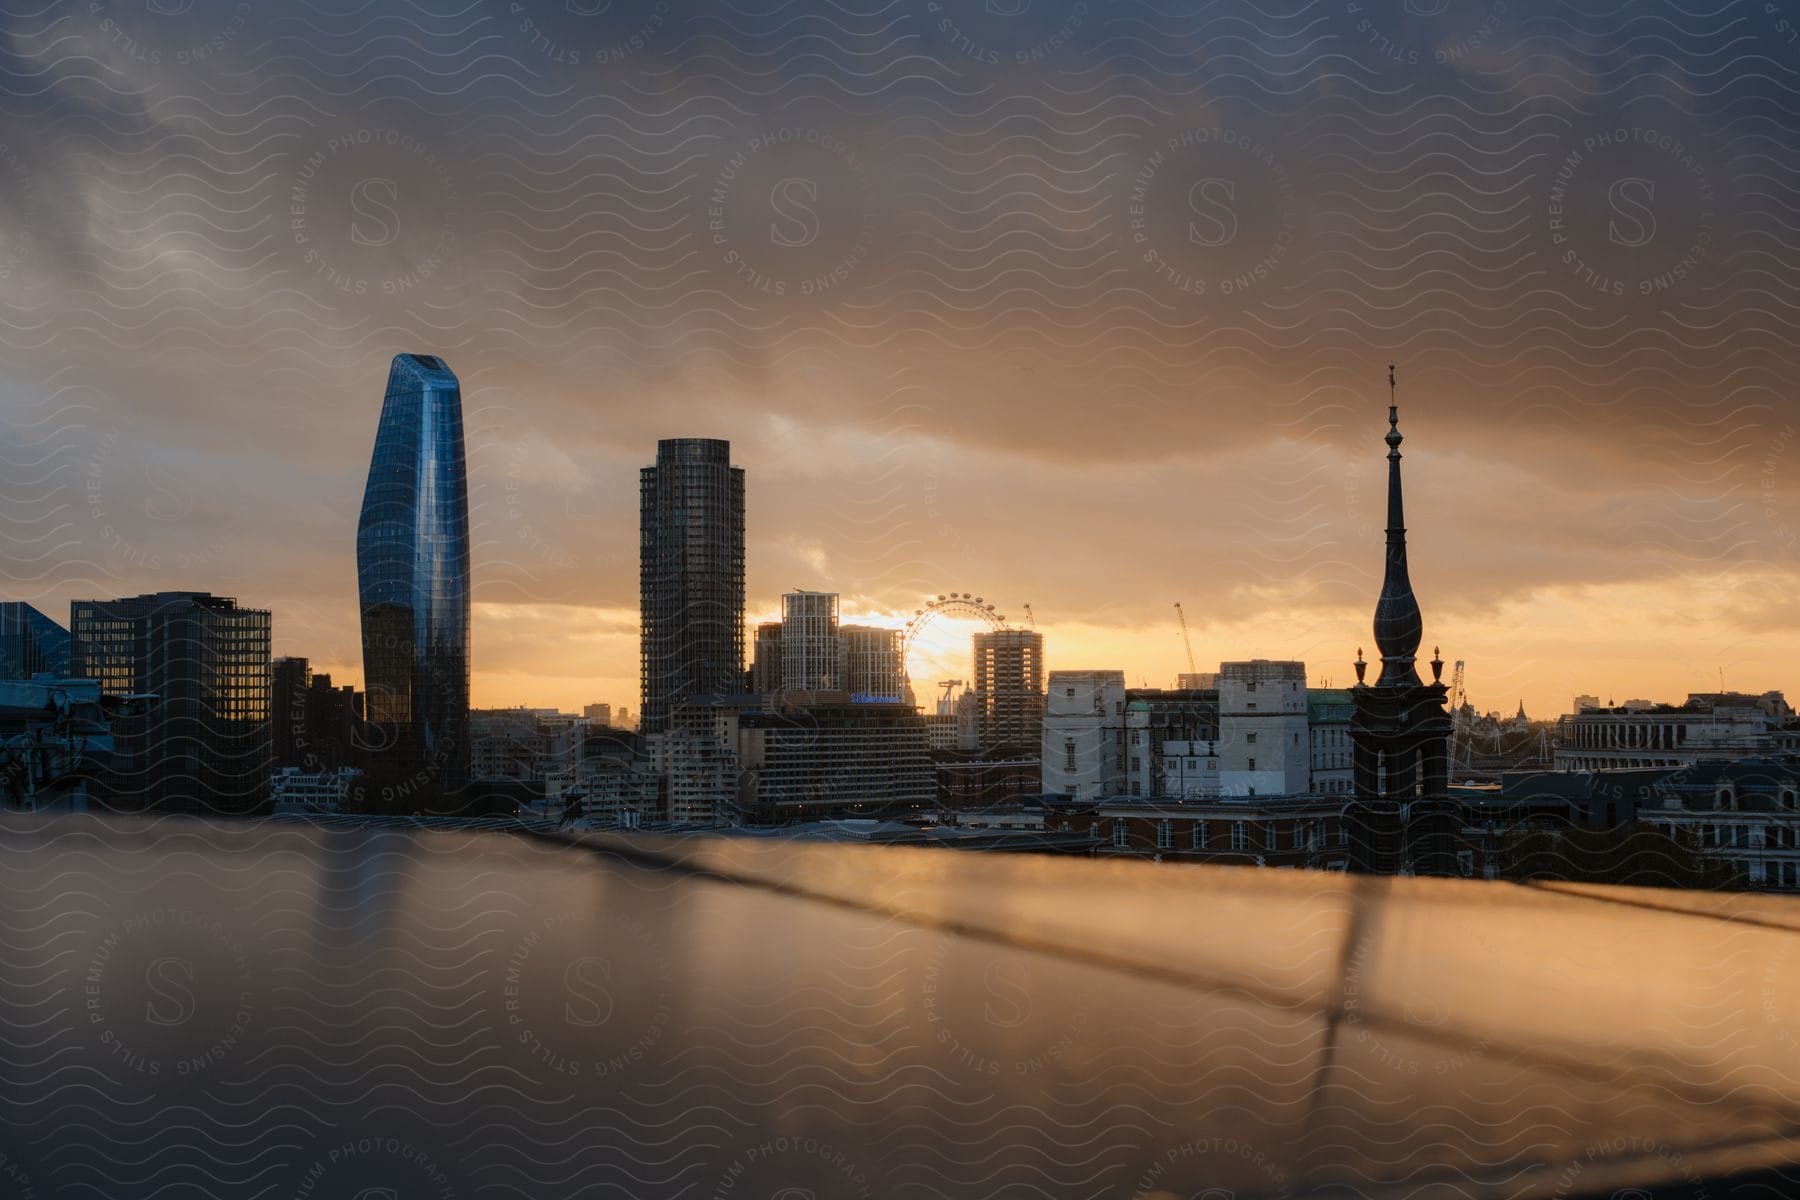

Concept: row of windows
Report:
left=1111, top=818, right=1343, bottom=853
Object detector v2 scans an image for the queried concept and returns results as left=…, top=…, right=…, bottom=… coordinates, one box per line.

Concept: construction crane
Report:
left=1022, top=603, right=1036, bottom=629
left=1448, top=660, right=1467, bottom=768
left=937, top=679, right=963, bottom=715
left=1173, top=602, right=1198, bottom=677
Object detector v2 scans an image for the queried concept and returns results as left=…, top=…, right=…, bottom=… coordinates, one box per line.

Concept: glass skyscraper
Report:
left=69, top=591, right=271, bottom=813
left=640, top=439, right=745, bottom=734
left=356, top=353, right=471, bottom=790
left=0, top=602, right=71, bottom=679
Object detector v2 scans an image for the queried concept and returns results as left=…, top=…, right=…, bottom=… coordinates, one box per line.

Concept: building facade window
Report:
left=1231, top=822, right=1248, bottom=851
left=1113, top=821, right=1129, bottom=847
left=1157, top=820, right=1173, bottom=849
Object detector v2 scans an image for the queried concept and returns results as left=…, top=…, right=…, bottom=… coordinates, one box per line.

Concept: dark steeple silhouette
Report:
left=1374, top=366, right=1424, bottom=689
left=1348, top=366, right=1457, bottom=876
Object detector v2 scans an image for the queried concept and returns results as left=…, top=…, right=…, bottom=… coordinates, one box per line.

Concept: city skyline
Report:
left=6, top=371, right=1783, bottom=723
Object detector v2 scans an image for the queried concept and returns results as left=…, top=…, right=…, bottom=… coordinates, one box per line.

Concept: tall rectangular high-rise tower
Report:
left=640, top=439, right=745, bottom=734
left=356, top=353, right=472, bottom=791
left=972, top=629, right=1045, bottom=754
left=780, top=591, right=839, bottom=691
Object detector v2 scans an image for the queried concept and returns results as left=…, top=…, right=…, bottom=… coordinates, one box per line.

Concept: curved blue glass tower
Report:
left=356, top=353, right=471, bottom=789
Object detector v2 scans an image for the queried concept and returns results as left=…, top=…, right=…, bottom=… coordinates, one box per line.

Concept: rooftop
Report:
left=6, top=811, right=1798, bottom=1197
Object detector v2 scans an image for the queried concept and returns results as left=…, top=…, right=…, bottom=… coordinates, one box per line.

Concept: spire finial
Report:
left=1385, top=363, right=1403, bottom=457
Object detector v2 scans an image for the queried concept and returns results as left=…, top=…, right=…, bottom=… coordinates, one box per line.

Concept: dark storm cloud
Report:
left=0, top=0, right=1795, bottom=708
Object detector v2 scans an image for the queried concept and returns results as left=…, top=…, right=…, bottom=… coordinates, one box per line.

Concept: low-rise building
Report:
left=271, top=767, right=364, bottom=815
left=1554, top=692, right=1794, bottom=771
left=1046, top=795, right=1350, bottom=869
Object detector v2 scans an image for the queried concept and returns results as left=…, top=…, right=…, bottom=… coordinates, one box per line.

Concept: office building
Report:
left=356, top=353, right=472, bottom=790
left=70, top=591, right=271, bottom=813
left=0, top=602, right=71, bottom=679
left=972, top=629, right=1045, bottom=753
left=739, top=694, right=933, bottom=822
left=1041, top=669, right=1128, bottom=800
left=781, top=590, right=839, bottom=691
left=583, top=702, right=613, bottom=725
left=640, top=438, right=745, bottom=734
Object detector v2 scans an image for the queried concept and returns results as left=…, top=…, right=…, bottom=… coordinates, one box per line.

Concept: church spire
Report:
left=1372, top=364, right=1423, bottom=688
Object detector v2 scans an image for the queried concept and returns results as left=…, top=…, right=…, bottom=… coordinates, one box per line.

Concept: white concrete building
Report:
left=1041, top=670, right=1128, bottom=800
left=1217, top=660, right=1309, bottom=798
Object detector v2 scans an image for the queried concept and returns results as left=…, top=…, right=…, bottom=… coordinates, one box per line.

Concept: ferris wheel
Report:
left=901, top=593, right=1013, bottom=682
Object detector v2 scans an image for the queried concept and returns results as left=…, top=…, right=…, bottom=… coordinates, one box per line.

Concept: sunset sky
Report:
left=1, top=0, right=1796, bottom=719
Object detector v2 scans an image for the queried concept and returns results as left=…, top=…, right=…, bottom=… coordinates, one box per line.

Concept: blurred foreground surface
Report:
left=1, top=812, right=1798, bottom=1198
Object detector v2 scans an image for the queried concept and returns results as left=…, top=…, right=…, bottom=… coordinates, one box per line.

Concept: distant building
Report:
left=271, top=767, right=363, bottom=815
left=272, top=657, right=311, bottom=768
left=298, top=670, right=362, bottom=772
left=469, top=708, right=566, bottom=782
left=740, top=693, right=933, bottom=823
left=1177, top=672, right=1217, bottom=690
left=0, top=603, right=71, bottom=679
left=356, top=353, right=472, bottom=790
left=925, top=712, right=958, bottom=753
left=1041, top=670, right=1127, bottom=800
left=934, top=756, right=1041, bottom=808
left=1554, top=692, right=1794, bottom=771
left=781, top=591, right=840, bottom=691
left=583, top=703, right=612, bottom=725
left=656, top=699, right=752, bottom=826
left=549, top=725, right=658, bottom=827
left=1308, top=687, right=1355, bottom=796
left=71, top=591, right=272, bottom=814
left=839, top=624, right=904, bottom=701
left=1125, top=687, right=1220, bottom=799
left=1573, top=694, right=1601, bottom=713
left=1218, top=660, right=1309, bottom=798
left=640, top=438, right=745, bottom=734
left=658, top=692, right=933, bottom=825
left=972, top=629, right=1045, bottom=753
left=749, top=622, right=783, bottom=693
